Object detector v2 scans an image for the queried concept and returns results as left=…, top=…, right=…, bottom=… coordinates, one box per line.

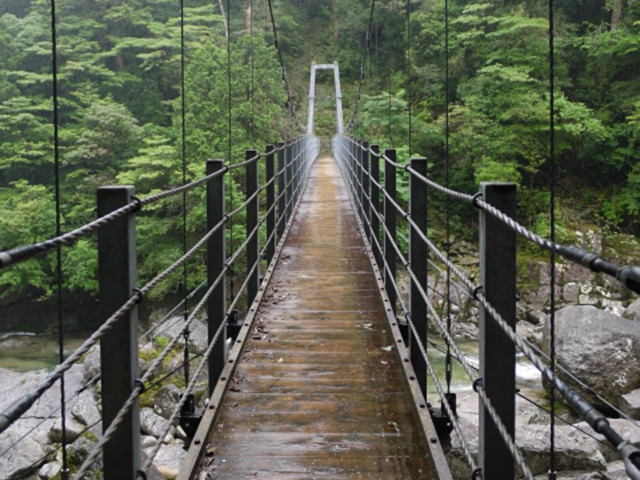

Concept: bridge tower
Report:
left=307, top=61, right=344, bottom=135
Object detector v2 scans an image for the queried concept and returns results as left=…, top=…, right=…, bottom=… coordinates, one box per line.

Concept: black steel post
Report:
left=478, top=182, right=517, bottom=480
left=286, top=143, right=293, bottom=222
left=362, top=141, right=370, bottom=242
left=409, top=158, right=428, bottom=397
left=384, top=148, right=397, bottom=316
left=97, top=186, right=140, bottom=480
left=246, top=149, right=259, bottom=306
left=277, top=142, right=286, bottom=238
left=265, top=145, right=276, bottom=263
left=207, top=159, right=226, bottom=395
left=370, top=144, right=381, bottom=270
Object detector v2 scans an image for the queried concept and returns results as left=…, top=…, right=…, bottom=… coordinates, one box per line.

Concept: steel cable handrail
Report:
left=139, top=145, right=316, bottom=479
left=0, top=137, right=313, bottom=271
left=75, top=141, right=319, bottom=479
left=336, top=140, right=536, bottom=479
left=0, top=214, right=228, bottom=433
left=72, top=254, right=229, bottom=480
left=341, top=154, right=480, bottom=474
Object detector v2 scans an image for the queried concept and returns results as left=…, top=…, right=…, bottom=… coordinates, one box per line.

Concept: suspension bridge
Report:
left=1, top=0, right=640, bottom=480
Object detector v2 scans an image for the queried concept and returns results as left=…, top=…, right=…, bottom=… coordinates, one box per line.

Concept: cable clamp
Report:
left=133, top=288, right=144, bottom=305
left=471, top=467, right=483, bottom=480
left=223, top=214, right=230, bottom=224
left=472, top=377, right=483, bottom=393
left=134, top=379, right=146, bottom=394
left=471, top=192, right=483, bottom=209
left=136, top=470, right=148, bottom=480
left=131, top=195, right=143, bottom=213
left=472, top=285, right=483, bottom=301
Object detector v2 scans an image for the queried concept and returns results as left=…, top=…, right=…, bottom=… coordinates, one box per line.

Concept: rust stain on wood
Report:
left=196, top=157, right=433, bottom=479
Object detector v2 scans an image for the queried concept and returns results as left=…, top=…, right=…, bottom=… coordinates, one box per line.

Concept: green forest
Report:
left=1, top=0, right=639, bottom=310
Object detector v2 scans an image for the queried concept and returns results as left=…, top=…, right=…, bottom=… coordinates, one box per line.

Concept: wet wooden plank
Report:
left=192, top=157, right=436, bottom=480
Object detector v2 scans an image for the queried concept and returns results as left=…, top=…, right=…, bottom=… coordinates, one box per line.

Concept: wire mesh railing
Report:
left=333, top=133, right=640, bottom=480
left=0, top=135, right=320, bottom=480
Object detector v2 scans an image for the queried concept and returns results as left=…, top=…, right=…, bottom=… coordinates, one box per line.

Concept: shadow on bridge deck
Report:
left=193, top=156, right=434, bottom=479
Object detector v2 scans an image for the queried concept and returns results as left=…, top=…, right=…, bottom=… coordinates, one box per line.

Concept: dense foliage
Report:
left=1, top=0, right=639, bottom=305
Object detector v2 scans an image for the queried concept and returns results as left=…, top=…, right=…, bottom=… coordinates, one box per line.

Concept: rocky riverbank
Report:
left=0, top=316, right=210, bottom=480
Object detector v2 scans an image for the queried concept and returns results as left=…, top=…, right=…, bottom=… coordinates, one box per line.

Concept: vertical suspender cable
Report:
left=375, top=22, right=380, bottom=144
left=548, top=0, right=557, bottom=477
left=227, top=0, right=234, bottom=302
left=406, top=0, right=412, bottom=157
left=250, top=0, right=255, bottom=143
left=388, top=72, right=393, bottom=146
left=444, top=0, right=453, bottom=396
left=180, top=0, right=190, bottom=387
left=50, top=1, right=68, bottom=478
left=264, top=0, right=270, bottom=141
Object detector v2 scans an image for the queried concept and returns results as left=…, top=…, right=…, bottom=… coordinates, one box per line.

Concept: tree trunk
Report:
left=245, top=1, right=252, bottom=34
left=218, top=0, right=229, bottom=40
left=611, top=0, right=624, bottom=29
left=333, top=0, right=339, bottom=45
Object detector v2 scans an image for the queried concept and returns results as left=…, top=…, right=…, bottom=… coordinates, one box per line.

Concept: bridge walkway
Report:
left=194, top=156, right=433, bottom=479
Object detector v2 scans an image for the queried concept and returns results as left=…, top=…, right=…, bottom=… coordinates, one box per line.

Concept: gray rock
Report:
left=71, top=390, right=101, bottom=426
left=153, top=384, right=181, bottom=420
left=142, top=435, right=157, bottom=448
left=49, top=417, right=85, bottom=443
left=145, top=443, right=186, bottom=480
left=0, top=430, right=45, bottom=479
left=623, top=297, right=640, bottom=323
left=140, top=407, right=170, bottom=438
left=575, top=418, right=640, bottom=462
left=154, top=317, right=208, bottom=354
left=563, top=282, right=580, bottom=304
left=621, top=388, right=640, bottom=419
left=517, top=424, right=606, bottom=475
left=82, top=346, right=101, bottom=382
left=543, top=306, right=640, bottom=410
left=38, top=461, right=61, bottom=479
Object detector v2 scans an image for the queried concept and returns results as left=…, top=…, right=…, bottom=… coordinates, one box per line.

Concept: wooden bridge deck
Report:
left=194, top=156, right=434, bottom=479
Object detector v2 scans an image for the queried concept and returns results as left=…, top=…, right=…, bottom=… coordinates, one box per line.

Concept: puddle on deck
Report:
left=197, top=157, right=434, bottom=479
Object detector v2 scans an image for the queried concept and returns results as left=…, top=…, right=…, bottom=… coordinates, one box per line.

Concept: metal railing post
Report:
left=286, top=143, right=293, bottom=222
left=97, top=186, right=140, bottom=480
left=207, top=159, right=226, bottom=395
left=479, top=182, right=517, bottom=480
left=362, top=141, right=370, bottom=243
left=384, top=148, right=397, bottom=316
left=409, top=158, right=428, bottom=397
left=246, top=150, right=259, bottom=306
left=370, top=144, right=381, bottom=270
left=277, top=142, right=286, bottom=238
left=265, top=145, right=276, bottom=263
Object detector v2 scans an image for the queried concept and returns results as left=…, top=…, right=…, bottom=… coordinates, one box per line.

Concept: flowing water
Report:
left=0, top=332, right=88, bottom=372
left=427, top=339, right=542, bottom=395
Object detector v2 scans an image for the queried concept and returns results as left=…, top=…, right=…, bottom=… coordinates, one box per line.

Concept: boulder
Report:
left=71, top=390, right=101, bottom=426
left=145, top=443, right=187, bottom=480
left=38, top=461, right=61, bottom=479
left=623, top=297, right=640, bottom=323
left=517, top=424, right=606, bottom=475
left=543, top=306, right=640, bottom=410
left=620, top=388, right=640, bottom=419
left=153, top=384, right=181, bottom=420
left=154, top=317, right=208, bottom=354
left=574, top=418, right=640, bottom=462
left=0, top=430, right=45, bottom=479
left=82, top=346, right=101, bottom=382
left=49, top=417, right=85, bottom=443
left=140, top=407, right=171, bottom=438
